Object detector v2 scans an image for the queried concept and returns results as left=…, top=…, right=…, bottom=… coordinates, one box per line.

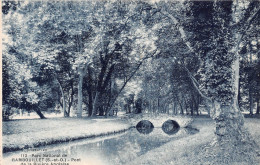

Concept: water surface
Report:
left=3, top=127, right=198, bottom=165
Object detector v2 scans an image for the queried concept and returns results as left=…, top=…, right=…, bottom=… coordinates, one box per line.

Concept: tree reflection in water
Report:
left=136, top=120, right=154, bottom=134
left=162, top=120, right=180, bottom=135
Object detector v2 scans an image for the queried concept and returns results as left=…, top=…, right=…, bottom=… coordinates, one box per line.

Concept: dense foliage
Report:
left=2, top=0, right=259, bottom=120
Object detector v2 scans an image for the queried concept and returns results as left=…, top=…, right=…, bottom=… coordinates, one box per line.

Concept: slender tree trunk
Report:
left=87, top=66, right=93, bottom=117
left=57, top=79, right=67, bottom=117
left=88, top=93, right=93, bottom=117
left=153, top=100, right=157, bottom=113
left=205, top=99, right=211, bottom=116
left=124, top=104, right=127, bottom=114
left=67, top=85, right=74, bottom=117
left=99, top=106, right=105, bottom=116
left=177, top=96, right=184, bottom=114
left=67, top=73, right=74, bottom=117
left=77, top=68, right=84, bottom=117
left=92, top=91, right=100, bottom=116
left=129, top=104, right=132, bottom=113
left=67, top=102, right=71, bottom=117
left=190, top=100, right=194, bottom=116
left=256, top=98, right=260, bottom=114
left=173, top=102, right=177, bottom=115
left=249, top=87, right=254, bottom=115
left=35, top=108, right=46, bottom=119
left=61, top=89, right=67, bottom=117
left=192, top=94, right=199, bottom=115
left=238, top=76, right=242, bottom=108
left=157, top=97, right=160, bottom=113
left=105, top=57, right=152, bottom=116
left=149, top=100, right=152, bottom=113
left=183, top=97, right=188, bottom=115
left=195, top=98, right=199, bottom=115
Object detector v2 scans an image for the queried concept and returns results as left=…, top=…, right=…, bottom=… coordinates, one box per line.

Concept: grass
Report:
left=128, top=116, right=260, bottom=165
left=2, top=117, right=131, bottom=153
left=2, top=114, right=260, bottom=164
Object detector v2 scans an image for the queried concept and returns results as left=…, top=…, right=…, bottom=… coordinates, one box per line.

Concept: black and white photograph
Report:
left=1, top=0, right=260, bottom=164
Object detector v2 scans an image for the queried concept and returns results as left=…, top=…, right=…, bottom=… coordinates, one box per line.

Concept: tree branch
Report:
left=158, top=8, right=194, bottom=53
left=182, top=65, right=211, bottom=101
left=106, top=49, right=159, bottom=116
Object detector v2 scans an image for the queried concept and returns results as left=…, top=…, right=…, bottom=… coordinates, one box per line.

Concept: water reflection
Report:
left=3, top=127, right=198, bottom=165
left=162, top=120, right=180, bottom=135
left=135, top=120, right=181, bottom=135
left=136, top=120, right=154, bottom=134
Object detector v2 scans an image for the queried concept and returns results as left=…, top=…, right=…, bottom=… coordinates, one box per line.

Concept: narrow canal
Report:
left=3, top=126, right=198, bottom=165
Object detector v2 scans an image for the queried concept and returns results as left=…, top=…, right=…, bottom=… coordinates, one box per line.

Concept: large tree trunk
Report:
left=206, top=99, right=257, bottom=164
left=214, top=46, right=247, bottom=141
left=77, top=68, right=84, bottom=117
left=205, top=49, right=258, bottom=163
left=164, top=1, right=259, bottom=163
left=213, top=101, right=247, bottom=142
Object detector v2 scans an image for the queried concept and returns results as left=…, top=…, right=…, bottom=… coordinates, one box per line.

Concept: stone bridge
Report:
left=126, top=113, right=193, bottom=128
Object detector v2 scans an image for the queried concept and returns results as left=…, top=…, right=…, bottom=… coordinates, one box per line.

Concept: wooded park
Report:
left=2, top=0, right=260, bottom=164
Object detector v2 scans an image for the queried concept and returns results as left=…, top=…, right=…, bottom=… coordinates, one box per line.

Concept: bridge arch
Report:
left=129, top=114, right=193, bottom=128
left=136, top=120, right=154, bottom=134
left=162, top=119, right=180, bottom=135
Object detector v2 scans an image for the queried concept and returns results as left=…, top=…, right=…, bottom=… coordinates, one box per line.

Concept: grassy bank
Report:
left=3, top=115, right=259, bottom=164
left=128, top=116, right=260, bottom=165
left=2, top=117, right=131, bottom=153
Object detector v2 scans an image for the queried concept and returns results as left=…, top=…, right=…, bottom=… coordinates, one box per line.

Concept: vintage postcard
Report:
left=1, top=0, right=260, bottom=165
